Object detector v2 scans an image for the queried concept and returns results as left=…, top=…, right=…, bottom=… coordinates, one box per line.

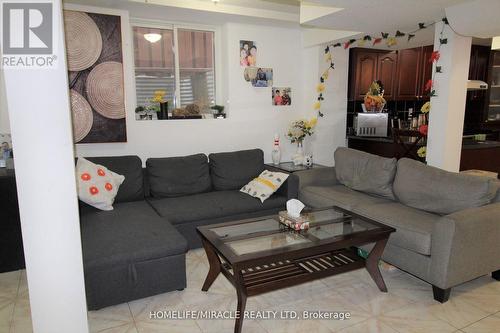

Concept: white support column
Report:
left=426, top=21, right=471, bottom=172
left=2, top=0, right=89, bottom=332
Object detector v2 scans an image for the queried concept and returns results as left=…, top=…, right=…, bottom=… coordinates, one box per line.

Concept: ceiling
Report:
left=65, top=0, right=497, bottom=46
left=300, top=0, right=473, bottom=33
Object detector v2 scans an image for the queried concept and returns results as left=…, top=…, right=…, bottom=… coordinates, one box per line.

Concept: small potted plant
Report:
left=152, top=90, right=168, bottom=120
left=210, top=105, right=226, bottom=119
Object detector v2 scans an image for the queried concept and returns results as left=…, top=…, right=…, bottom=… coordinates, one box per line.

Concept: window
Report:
left=133, top=24, right=216, bottom=120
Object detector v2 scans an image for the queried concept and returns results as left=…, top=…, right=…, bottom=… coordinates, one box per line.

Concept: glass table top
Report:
left=208, top=208, right=381, bottom=256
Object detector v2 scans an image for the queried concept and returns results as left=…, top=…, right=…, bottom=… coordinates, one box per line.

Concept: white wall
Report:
left=74, top=8, right=348, bottom=165
left=427, top=22, right=471, bottom=171
left=0, top=69, right=10, bottom=133
left=3, top=0, right=89, bottom=331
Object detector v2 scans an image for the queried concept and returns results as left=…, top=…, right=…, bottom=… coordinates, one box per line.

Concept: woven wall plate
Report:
left=86, top=61, right=125, bottom=119
left=64, top=11, right=103, bottom=72
left=70, top=89, right=93, bottom=143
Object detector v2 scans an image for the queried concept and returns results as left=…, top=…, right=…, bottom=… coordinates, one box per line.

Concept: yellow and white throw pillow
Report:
left=241, top=170, right=289, bottom=202
left=76, top=157, right=125, bottom=211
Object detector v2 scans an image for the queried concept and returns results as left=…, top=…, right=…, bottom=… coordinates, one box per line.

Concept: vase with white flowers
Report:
left=287, top=117, right=317, bottom=165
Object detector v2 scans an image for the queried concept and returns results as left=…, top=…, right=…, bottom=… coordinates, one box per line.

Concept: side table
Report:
left=265, top=162, right=326, bottom=173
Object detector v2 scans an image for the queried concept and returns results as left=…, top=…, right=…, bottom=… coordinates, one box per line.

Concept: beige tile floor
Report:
left=1, top=249, right=500, bottom=333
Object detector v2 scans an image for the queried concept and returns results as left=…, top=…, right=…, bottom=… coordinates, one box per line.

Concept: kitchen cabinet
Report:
left=349, top=49, right=379, bottom=100
left=349, top=46, right=431, bottom=101
left=485, top=50, right=500, bottom=123
left=395, top=47, right=421, bottom=100
left=377, top=52, right=398, bottom=100
left=349, top=49, right=397, bottom=101
left=418, top=45, right=434, bottom=99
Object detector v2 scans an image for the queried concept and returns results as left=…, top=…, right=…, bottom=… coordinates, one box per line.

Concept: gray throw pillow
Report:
left=334, top=147, right=397, bottom=199
left=146, top=154, right=211, bottom=197
left=393, top=158, right=498, bottom=215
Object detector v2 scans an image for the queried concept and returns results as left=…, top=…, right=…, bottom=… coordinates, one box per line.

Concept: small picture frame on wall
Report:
left=240, top=40, right=257, bottom=67
left=244, top=67, right=273, bottom=87
left=272, top=87, right=291, bottom=106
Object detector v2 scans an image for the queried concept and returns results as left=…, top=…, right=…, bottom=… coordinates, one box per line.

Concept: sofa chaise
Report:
left=79, top=149, right=297, bottom=310
left=295, top=147, right=500, bottom=303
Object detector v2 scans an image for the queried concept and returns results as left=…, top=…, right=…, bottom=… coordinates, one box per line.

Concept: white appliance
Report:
left=467, top=80, right=488, bottom=90
left=354, top=113, right=388, bottom=137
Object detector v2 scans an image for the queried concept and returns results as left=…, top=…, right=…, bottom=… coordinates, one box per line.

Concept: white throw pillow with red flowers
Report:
left=76, top=157, right=125, bottom=211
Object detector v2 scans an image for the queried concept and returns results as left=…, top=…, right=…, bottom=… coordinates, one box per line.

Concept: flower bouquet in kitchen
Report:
left=363, top=80, right=386, bottom=112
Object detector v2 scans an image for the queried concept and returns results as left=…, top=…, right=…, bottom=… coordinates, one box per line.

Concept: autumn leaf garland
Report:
left=314, top=18, right=449, bottom=121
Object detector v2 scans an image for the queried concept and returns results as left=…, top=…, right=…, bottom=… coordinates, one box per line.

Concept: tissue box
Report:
left=278, top=211, right=310, bottom=231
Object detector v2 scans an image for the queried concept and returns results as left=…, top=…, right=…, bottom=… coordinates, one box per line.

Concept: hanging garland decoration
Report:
left=416, top=18, right=449, bottom=159
left=314, top=17, right=450, bottom=168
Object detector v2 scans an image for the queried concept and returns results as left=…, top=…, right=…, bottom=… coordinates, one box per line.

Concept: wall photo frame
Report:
left=272, top=87, right=291, bottom=106
left=244, top=67, right=273, bottom=87
left=239, top=40, right=257, bottom=67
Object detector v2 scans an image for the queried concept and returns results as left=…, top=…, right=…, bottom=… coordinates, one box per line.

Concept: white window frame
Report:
left=130, top=18, right=222, bottom=111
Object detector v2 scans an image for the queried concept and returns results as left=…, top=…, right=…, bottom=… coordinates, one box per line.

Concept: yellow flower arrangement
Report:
left=313, top=101, right=321, bottom=110
left=152, top=90, right=166, bottom=103
left=421, top=101, right=430, bottom=114
left=287, top=118, right=317, bottom=143
left=316, top=83, right=325, bottom=93
left=417, top=146, right=427, bottom=158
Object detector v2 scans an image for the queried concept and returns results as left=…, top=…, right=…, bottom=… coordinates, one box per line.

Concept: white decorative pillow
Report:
left=240, top=170, right=289, bottom=203
left=76, top=157, right=125, bottom=211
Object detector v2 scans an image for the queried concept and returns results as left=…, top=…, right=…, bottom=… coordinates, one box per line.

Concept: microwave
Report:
left=354, top=113, right=388, bottom=137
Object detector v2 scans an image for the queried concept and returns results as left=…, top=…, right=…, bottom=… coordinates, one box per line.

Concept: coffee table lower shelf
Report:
left=238, top=248, right=364, bottom=296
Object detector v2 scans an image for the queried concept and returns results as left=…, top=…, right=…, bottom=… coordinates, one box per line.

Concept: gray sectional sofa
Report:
left=296, top=147, right=500, bottom=303
left=79, top=149, right=297, bottom=309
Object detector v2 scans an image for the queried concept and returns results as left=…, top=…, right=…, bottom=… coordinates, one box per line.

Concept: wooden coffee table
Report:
left=196, top=207, right=395, bottom=333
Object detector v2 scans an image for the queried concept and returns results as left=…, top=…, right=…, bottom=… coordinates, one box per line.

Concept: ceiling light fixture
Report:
left=144, top=33, right=162, bottom=43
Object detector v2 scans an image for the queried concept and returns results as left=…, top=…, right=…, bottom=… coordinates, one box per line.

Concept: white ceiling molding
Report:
left=445, top=0, right=500, bottom=38
left=129, top=0, right=300, bottom=22
left=301, top=27, right=359, bottom=48
left=299, top=2, right=343, bottom=25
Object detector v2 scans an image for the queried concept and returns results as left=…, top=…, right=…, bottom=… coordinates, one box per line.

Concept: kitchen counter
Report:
left=347, top=135, right=393, bottom=143
left=462, top=140, right=500, bottom=150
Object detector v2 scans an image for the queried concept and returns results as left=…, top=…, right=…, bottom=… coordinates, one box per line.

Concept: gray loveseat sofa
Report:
left=79, top=149, right=297, bottom=309
left=296, top=147, right=500, bottom=303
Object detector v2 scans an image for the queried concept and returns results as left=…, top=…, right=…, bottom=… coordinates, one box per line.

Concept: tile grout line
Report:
left=459, top=310, right=500, bottom=332
left=8, top=270, right=22, bottom=333
left=126, top=302, right=139, bottom=333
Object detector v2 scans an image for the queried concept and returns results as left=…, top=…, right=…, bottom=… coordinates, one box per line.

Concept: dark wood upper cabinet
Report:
left=377, top=53, right=397, bottom=100
left=349, top=49, right=397, bottom=101
left=350, top=50, right=378, bottom=100
left=418, top=45, right=434, bottom=100
left=395, top=47, right=421, bottom=100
